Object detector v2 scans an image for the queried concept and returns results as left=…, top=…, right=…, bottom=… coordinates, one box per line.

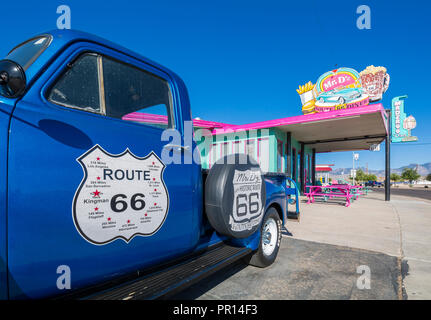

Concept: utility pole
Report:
left=352, top=152, right=359, bottom=185
left=352, top=152, right=355, bottom=185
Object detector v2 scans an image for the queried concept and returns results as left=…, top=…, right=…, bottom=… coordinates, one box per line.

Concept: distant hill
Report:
left=331, top=162, right=431, bottom=177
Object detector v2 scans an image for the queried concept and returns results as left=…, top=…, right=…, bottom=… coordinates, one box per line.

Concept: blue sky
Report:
left=1, top=0, right=429, bottom=170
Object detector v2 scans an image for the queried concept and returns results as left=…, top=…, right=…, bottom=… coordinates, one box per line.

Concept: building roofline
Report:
left=211, top=103, right=386, bottom=135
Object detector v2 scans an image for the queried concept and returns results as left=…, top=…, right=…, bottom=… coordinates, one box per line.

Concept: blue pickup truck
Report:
left=0, top=30, right=297, bottom=299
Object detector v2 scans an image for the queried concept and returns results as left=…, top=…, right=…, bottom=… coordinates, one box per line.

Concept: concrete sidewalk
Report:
left=286, top=192, right=431, bottom=299
left=392, top=196, right=431, bottom=299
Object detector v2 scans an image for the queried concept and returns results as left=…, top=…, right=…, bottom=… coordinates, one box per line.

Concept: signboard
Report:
left=315, top=68, right=361, bottom=94
left=359, top=66, right=390, bottom=102
left=391, top=96, right=418, bottom=143
left=369, top=144, right=381, bottom=152
left=297, top=65, right=389, bottom=114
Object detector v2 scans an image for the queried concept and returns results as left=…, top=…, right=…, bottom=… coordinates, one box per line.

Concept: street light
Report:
left=352, top=152, right=359, bottom=185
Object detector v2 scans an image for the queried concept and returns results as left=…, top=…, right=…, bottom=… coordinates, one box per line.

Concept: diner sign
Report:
left=391, top=95, right=418, bottom=143
left=297, top=66, right=389, bottom=114
left=316, top=68, right=360, bottom=94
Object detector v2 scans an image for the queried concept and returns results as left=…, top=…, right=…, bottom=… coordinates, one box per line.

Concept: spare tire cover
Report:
left=205, top=154, right=266, bottom=238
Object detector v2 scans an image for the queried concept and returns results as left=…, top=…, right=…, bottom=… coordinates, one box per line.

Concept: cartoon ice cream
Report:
left=359, top=65, right=390, bottom=102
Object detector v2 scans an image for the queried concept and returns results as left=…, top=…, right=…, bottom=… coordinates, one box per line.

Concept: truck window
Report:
left=6, top=35, right=52, bottom=70
left=47, top=52, right=174, bottom=129
left=48, top=53, right=101, bottom=114
left=102, top=56, right=173, bottom=129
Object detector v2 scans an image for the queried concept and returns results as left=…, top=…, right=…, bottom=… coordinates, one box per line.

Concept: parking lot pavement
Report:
left=288, top=193, right=402, bottom=257
left=172, top=237, right=403, bottom=300
left=173, top=192, right=430, bottom=300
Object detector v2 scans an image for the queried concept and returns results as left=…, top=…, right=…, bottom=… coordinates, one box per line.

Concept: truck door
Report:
left=7, top=44, right=199, bottom=298
left=0, top=97, right=14, bottom=300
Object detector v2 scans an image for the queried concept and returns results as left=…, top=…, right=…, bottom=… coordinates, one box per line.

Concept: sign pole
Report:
left=352, top=152, right=355, bottom=185
left=385, top=109, right=391, bottom=201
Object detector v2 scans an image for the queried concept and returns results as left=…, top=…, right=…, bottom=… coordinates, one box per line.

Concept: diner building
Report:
left=195, top=103, right=390, bottom=195
left=125, top=104, right=391, bottom=198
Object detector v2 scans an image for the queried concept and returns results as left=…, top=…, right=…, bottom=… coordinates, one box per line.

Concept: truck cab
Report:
left=0, top=30, right=292, bottom=299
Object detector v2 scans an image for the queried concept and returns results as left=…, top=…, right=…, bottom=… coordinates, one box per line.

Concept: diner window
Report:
left=258, top=138, right=269, bottom=173
left=308, top=154, right=312, bottom=183
left=221, top=142, right=229, bottom=158
left=232, top=140, right=245, bottom=154
left=285, top=143, right=289, bottom=173
left=292, top=148, right=297, bottom=181
left=277, top=140, right=283, bottom=173
left=209, top=143, right=217, bottom=168
left=246, top=139, right=256, bottom=160
left=298, top=150, right=301, bottom=184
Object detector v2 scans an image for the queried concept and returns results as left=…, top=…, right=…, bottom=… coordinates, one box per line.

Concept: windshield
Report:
left=6, top=35, right=52, bottom=70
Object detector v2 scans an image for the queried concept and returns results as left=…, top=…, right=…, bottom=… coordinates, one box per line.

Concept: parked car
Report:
left=0, top=30, right=300, bottom=300
left=365, top=181, right=383, bottom=187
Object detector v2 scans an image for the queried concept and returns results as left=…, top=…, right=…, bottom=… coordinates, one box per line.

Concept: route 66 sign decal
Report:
left=72, top=145, right=169, bottom=245
left=230, top=169, right=264, bottom=232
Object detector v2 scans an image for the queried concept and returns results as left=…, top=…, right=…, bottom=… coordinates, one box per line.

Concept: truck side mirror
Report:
left=0, top=59, right=26, bottom=98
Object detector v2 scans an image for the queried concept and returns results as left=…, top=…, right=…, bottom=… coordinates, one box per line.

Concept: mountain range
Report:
left=330, top=162, right=431, bottom=177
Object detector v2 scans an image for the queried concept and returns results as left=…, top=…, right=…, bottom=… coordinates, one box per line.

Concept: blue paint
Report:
left=0, top=30, right=288, bottom=299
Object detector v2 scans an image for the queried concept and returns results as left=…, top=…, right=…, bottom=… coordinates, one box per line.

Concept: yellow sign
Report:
left=296, top=81, right=317, bottom=114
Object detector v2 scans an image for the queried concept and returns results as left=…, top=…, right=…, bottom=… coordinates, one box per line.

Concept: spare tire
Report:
left=205, top=154, right=266, bottom=239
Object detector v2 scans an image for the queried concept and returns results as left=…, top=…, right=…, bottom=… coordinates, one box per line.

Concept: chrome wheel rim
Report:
left=262, top=218, right=277, bottom=256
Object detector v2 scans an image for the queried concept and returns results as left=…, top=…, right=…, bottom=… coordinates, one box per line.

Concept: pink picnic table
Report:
left=331, top=184, right=365, bottom=198
left=305, top=185, right=362, bottom=207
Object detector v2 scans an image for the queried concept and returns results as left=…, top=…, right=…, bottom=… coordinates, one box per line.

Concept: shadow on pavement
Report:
left=170, top=238, right=405, bottom=300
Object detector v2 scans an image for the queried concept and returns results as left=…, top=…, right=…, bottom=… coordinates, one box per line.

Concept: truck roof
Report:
left=17, top=29, right=184, bottom=91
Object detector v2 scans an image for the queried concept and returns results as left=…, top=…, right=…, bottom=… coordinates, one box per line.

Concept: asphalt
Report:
left=372, top=187, right=431, bottom=201
left=171, top=191, right=431, bottom=300
left=172, top=237, right=404, bottom=300
left=290, top=192, right=431, bottom=299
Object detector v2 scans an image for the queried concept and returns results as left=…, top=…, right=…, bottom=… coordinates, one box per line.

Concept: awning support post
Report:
left=286, top=132, right=292, bottom=177
left=300, top=142, right=305, bottom=194
left=385, top=109, right=391, bottom=201
left=312, top=148, right=316, bottom=186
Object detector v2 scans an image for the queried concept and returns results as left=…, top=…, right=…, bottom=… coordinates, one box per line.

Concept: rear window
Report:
left=6, top=35, right=52, bottom=70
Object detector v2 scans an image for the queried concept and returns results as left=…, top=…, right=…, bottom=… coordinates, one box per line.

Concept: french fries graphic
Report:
left=296, top=81, right=315, bottom=94
left=296, top=81, right=317, bottom=114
